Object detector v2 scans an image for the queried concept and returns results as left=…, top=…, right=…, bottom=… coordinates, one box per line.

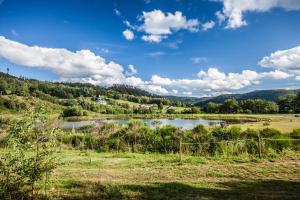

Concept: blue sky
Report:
left=0, top=0, right=300, bottom=97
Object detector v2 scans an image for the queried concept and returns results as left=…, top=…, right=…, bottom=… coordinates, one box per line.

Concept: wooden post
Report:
left=179, top=138, right=183, bottom=162
left=258, top=136, right=262, bottom=159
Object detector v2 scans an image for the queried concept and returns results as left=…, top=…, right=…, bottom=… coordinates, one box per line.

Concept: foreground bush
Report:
left=56, top=122, right=300, bottom=157
left=290, top=129, right=300, bottom=151
left=0, top=106, right=59, bottom=199
left=62, top=106, right=88, bottom=117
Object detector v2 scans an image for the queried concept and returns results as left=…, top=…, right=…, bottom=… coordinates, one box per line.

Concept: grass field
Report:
left=227, top=114, right=300, bottom=132
left=41, top=150, right=300, bottom=200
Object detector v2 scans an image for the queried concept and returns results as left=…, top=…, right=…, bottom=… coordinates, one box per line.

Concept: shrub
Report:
left=264, top=135, right=291, bottom=152
left=241, top=128, right=259, bottom=139
left=259, top=128, right=281, bottom=138
left=0, top=106, right=59, bottom=199
left=211, top=127, right=229, bottom=141
left=62, top=106, right=84, bottom=117
left=290, top=129, right=300, bottom=151
left=227, top=126, right=242, bottom=140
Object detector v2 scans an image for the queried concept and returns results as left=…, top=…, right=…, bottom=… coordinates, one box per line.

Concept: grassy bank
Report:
left=37, top=150, right=300, bottom=199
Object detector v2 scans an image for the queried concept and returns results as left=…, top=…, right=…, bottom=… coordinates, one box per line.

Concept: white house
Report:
left=95, top=95, right=107, bottom=105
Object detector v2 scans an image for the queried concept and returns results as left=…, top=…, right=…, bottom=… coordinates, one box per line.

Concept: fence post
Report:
left=179, top=138, right=183, bottom=162
left=258, top=136, right=262, bottom=159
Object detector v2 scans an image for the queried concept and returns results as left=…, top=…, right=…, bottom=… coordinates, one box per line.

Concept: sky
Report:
left=0, top=0, right=300, bottom=97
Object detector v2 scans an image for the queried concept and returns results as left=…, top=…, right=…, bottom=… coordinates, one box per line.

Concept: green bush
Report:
left=259, top=128, right=281, bottom=138
left=241, top=128, right=259, bottom=139
left=211, top=127, right=229, bottom=141
left=264, top=135, right=291, bottom=152
left=290, top=129, right=300, bottom=151
left=62, top=106, right=84, bottom=117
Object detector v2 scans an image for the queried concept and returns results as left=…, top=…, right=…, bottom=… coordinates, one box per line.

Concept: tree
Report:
left=158, top=102, right=164, bottom=110
left=295, top=92, right=300, bottom=113
left=278, top=95, right=295, bottom=113
left=166, top=107, right=176, bottom=114
left=0, top=106, right=59, bottom=199
left=220, top=99, right=239, bottom=113
left=205, top=102, right=221, bottom=113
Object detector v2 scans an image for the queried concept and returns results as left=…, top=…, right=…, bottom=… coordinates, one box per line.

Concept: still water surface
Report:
left=61, top=118, right=223, bottom=129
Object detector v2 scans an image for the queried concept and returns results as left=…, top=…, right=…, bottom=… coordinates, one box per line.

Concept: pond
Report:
left=59, top=118, right=224, bottom=129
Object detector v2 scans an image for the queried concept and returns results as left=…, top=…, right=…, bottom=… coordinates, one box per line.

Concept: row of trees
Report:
left=278, top=93, right=300, bottom=113
left=204, top=95, right=300, bottom=114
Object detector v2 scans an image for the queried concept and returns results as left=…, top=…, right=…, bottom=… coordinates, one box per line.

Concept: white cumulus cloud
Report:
left=202, top=21, right=215, bottom=31
left=258, top=45, right=300, bottom=80
left=138, top=9, right=199, bottom=42
left=215, top=0, right=300, bottom=29
left=126, top=64, right=137, bottom=76
left=122, top=29, right=134, bottom=40
left=150, top=67, right=290, bottom=93
left=0, top=36, right=125, bottom=85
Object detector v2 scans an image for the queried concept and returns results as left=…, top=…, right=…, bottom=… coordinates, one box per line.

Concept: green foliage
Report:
left=0, top=72, right=181, bottom=115
left=181, top=107, right=201, bottom=114
left=259, top=128, right=281, bottom=138
left=0, top=106, right=59, bottom=199
left=290, top=129, right=300, bottom=151
left=0, top=95, right=27, bottom=111
left=259, top=128, right=290, bottom=153
left=62, top=106, right=88, bottom=117
left=204, top=98, right=280, bottom=114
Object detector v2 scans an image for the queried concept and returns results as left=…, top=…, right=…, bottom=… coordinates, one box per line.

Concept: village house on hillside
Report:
left=140, top=103, right=158, bottom=108
left=95, top=95, right=107, bottom=105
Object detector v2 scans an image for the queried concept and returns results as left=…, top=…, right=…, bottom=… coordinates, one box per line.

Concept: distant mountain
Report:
left=194, top=89, right=299, bottom=107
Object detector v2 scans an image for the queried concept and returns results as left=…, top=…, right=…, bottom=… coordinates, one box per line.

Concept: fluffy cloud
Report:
left=215, top=11, right=226, bottom=24
left=0, top=36, right=294, bottom=97
left=138, top=9, right=199, bottom=42
left=141, top=34, right=166, bottom=43
left=202, top=21, right=215, bottom=31
left=0, top=36, right=171, bottom=94
left=146, top=85, right=169, bottom=94
left=258, top=45, right=300, bottom=79
left=0, top=36, right=125, bottom=85
left=151, top=75, right=173, bottom=86
left=124, top=76, right=169, bottom=94
left=126, top=64, right=137, bottom=76
left=261, top=70, right=291, bottom=79
left=216, top=0, right=300, bottom=29
left=150, top=67, right=289, bottom=93
left=122, top=29, right=134, bottom=40
left=171, top=89, right=178, bottom=94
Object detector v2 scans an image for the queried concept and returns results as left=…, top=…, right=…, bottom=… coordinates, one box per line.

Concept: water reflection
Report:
left=60, top=118, right=223, bottom=129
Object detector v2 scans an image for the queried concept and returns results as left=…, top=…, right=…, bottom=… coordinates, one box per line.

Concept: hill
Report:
left=0, top=72, right=187, bottom=116
left=194, top=89, right=299, bottom=107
